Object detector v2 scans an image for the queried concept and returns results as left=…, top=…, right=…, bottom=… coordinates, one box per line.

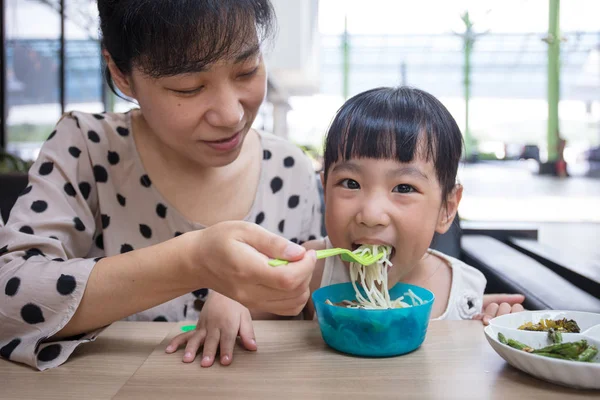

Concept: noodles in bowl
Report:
left=312, top=245, right=435, bottom=357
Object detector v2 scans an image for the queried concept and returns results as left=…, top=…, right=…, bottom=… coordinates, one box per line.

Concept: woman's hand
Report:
left=474, top=294, right=526, bottom=325
left=165, top=292, right=255, bottom=367
left=182, top=221, right=316, bottom=316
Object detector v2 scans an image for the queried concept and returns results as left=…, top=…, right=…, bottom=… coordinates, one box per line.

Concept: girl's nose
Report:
left=355, top=196, right=391, bottom=228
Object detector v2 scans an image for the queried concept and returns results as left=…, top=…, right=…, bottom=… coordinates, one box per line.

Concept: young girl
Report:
left=168, top=86, right=525, bottom=366
left=303, top=86, right=483, bottom=320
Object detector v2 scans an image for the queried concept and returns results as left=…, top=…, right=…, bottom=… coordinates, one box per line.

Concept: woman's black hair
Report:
left=323, top=86, right=463, bottom=203
left=97, top=0, right=276, bottom=95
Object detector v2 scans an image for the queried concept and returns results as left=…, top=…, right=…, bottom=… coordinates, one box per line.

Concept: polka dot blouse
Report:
left=0, top=111, right=322, bottom=370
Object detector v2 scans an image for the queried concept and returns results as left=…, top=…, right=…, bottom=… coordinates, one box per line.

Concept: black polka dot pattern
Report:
left=49, top=236, right=59, bottom=241
left=23, top=248, right=44, bottom=260
left=47, top=130, right=57, bottom=140
left=64, top=183, right=77, bottom=197
left=52, top=257, right=64, bottom=262
left=79, top=182, right=91, bottom=200
left=73, top=217, right=86, bottom=232
left=21, top=303, right=45, bottom=324
left=101, top=214, right=110, bottom=229
left=278, top=220, right=285, bottom=233
left=107, top=151, right=120, bottom=165
left=31, top=200, right=48, bottom=213
left=192, top=288, right=208, bottom=298
left=0, top=245, right=8, bottom=256
left=153, top=316, right=168, bottom=322
left=308, top=235, right=317, bottom=240
left=283, top=156, right=295, bottom=167
left=56, top=274, right=77, bottom=295
left=5, top=277, right=20, bottom=296
left=95, top=234, right=104, bottom=250
left=68, top=146, right=82, bottom=158
left=39, top=162, right=54, bottom=176
left=288, top=195, right=300, bottom=209
left=117, top=194, right=126, bottom=206
left=174, top=231, right=183, bottom=237
left=19, top=226, right=34, bottom=235
left=270, top=177, right=283, bottom=194
left=37, top=344, right=61, bottom=362
left=19, top=186, right=32, bottom=197
left=290, top=238, right=298, bottom=244
left=0, top=338, right=21, bottom=360
left=140, top=175, right=152, bottom=188
left=255, top=212, right=265, bottom=225
left=93, top=114, right=104, bottom=120
left=183, top=304, right=188, bottom=318
left=156, top=204, right=167, bottom=218
left=121, top=244, right=134, bottom=253
left=93, top=165, right=108, bottom=183
left=116, top=126, right=129, bottom=136
left=139, top=224, right=152, bottom=239
left=263, top=150, right=272, bottom=160
left=34, top=337, right=46, bottom=354
left=87, top=130, right=100, bottom=143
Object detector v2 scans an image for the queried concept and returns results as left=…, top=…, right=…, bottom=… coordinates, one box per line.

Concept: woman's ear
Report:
left=436, top=184, right=463, bottom=234
left=103, top=49, right=135, bottom=99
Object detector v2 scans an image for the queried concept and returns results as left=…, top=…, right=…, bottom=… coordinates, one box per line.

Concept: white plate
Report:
left=484, top=310, right=600, bottom=390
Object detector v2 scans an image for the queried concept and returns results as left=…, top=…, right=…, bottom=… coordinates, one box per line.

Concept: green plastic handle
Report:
left=180, top=324, right=196, bottom=332
left=268, top=248, right=346, bottom=267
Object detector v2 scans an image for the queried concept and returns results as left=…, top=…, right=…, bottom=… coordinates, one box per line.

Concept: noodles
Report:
left=335, top=244, right=425, bottom=309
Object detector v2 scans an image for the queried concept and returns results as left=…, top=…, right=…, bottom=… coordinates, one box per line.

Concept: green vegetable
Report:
left=498, top=332, right=508, bottom=345
left=577, top=346, right=598, bottom=362
left=548, top=328, right=562, bottom=344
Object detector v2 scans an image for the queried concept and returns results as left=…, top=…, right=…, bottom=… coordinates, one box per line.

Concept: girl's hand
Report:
left=181, top=221, right=316, bottom=316
left=165, top=291, right=256, bottom=367
left=474, top=294, right=526, bottom=325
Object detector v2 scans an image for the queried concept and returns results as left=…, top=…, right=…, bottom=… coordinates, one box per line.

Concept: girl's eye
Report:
left=392, top=184, right=415, bottom=194
left=340, top=179, right=360, bottom=190
left=172, top=86, right=205, bottom=95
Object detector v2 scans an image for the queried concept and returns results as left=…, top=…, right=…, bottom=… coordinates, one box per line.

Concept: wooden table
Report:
left=1, top=321, right=597, bottom=399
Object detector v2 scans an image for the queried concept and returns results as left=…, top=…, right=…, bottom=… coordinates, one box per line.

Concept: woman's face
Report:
left=126, top=47, right=267, bottom=168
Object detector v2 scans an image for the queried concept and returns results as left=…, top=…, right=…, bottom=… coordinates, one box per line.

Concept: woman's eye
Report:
left=238, top=67, right=259, bottom=78
left=392, top=184, right=415, bottom=193
left=172, top=86, right=205, bottom=95
left=340, top=179, right=360, bottom=190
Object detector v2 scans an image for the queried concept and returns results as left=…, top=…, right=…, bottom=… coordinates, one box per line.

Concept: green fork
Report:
left=268, top=248, right=384, bottom=267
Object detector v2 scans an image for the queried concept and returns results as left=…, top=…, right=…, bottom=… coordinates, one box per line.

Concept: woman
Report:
left=0, top=0, right=320, bottom=370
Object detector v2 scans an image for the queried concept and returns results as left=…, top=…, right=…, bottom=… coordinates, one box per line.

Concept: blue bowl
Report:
left=312, top=282, right=435, bottom=357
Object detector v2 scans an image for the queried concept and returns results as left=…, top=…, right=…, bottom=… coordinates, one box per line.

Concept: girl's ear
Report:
left=103, top=49, right=136, bottom=99
left=436, top=184, right=463, bottom=234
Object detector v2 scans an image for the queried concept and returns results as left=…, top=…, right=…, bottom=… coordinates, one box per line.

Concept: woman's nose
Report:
left=205, top=86, right=244, bottom=128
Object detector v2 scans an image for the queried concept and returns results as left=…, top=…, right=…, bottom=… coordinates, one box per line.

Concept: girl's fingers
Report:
left=182, top=330, right=206, bottom=363
left=201, top=329, right=221, bottom=368
left=165, top=331, right=194, bottom=353
left=511, top=303, right=525, bottom=313
left=219, top=328, right=237, bottom=366
left=497, top=302, right=512, bottom=317
left=238, top=312, right=257, bottom=352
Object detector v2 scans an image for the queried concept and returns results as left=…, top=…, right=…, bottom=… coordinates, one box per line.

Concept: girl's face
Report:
left=323, top=155, right=462, bottom=283
left=109, top=47, right=267, bottom=168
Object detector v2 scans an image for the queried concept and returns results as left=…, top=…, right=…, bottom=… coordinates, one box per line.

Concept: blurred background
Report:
left=1, top=0, right=599, bottom=256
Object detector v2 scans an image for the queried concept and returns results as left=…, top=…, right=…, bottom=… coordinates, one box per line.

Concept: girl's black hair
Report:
left=97, top=0, right=276, bottom=95
left=323, top=86, right=463, bottom=203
